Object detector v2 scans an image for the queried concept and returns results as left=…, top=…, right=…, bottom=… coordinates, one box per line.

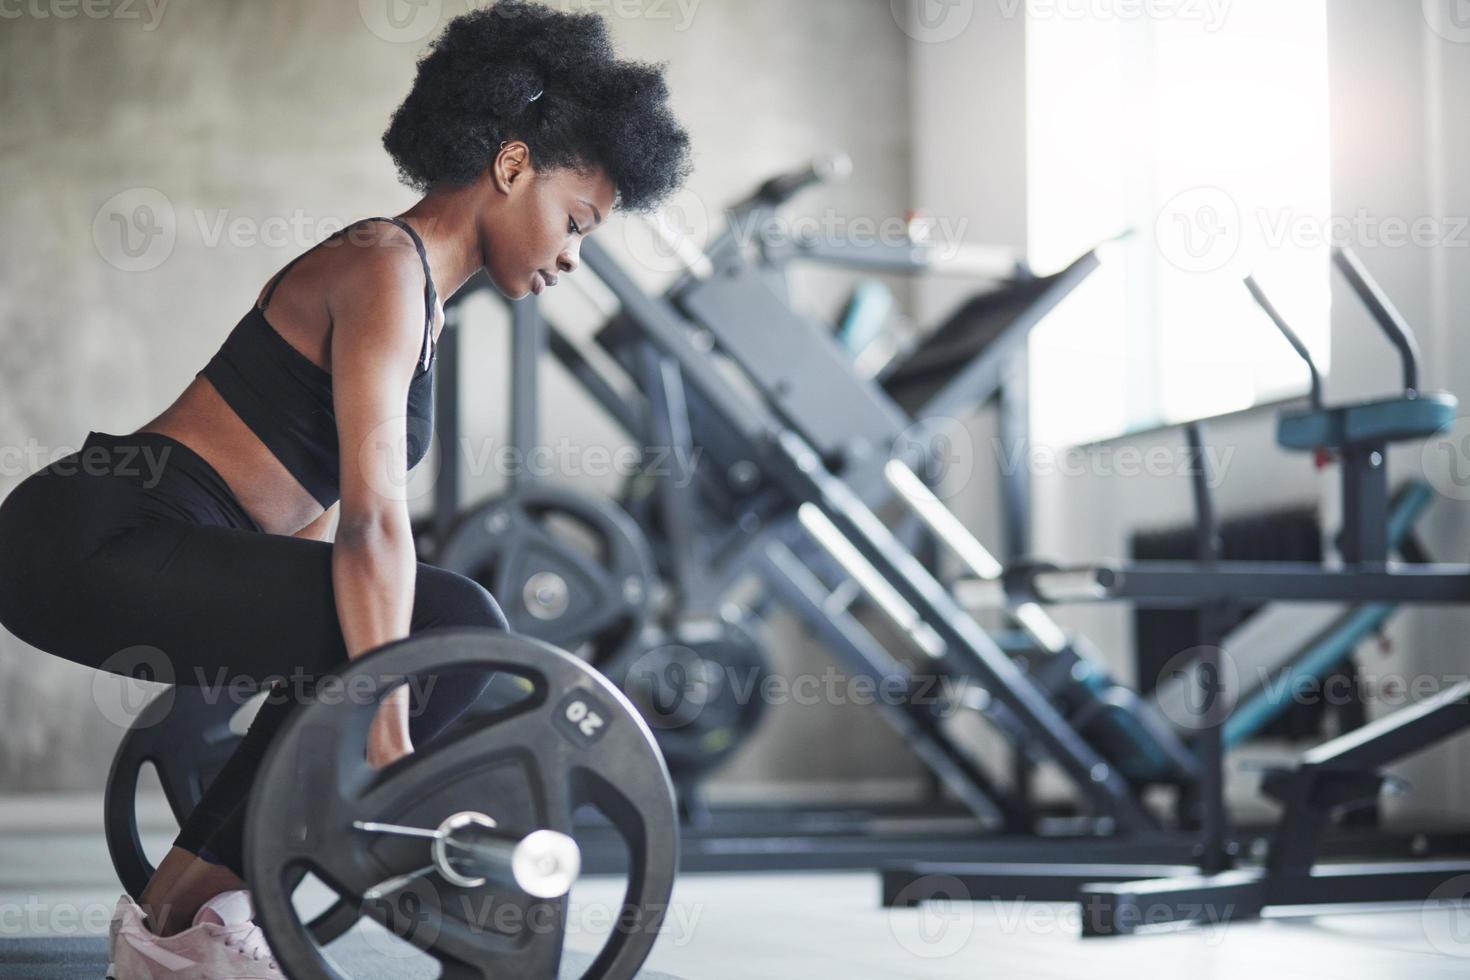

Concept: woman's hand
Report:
left=366, top=686, right=416, bottom=770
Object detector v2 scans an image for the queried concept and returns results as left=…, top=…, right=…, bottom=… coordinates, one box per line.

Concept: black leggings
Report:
left=0, top=431, right=507, bottom=878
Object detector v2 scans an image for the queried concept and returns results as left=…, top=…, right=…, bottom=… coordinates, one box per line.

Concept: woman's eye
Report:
left=569, top=217, right=582, bottom=236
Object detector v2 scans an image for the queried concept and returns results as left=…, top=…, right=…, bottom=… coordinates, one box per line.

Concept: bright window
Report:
left=1025, top=1, right=1331, bottom=446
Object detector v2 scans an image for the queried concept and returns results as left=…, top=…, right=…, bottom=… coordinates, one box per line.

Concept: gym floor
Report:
left=1, top=794, right=1465, bottom=979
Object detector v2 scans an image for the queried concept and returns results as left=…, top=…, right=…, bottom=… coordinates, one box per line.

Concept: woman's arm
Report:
left=293, top=502, right=339, bottom=542
left=324, top=229, right=432, bottom=767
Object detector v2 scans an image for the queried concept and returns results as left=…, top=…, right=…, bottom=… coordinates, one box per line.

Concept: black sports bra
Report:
left=197, top=217, right=436, bottom=509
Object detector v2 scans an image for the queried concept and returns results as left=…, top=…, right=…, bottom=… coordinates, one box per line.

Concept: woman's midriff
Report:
left=133, top=376, right=326, bottom=536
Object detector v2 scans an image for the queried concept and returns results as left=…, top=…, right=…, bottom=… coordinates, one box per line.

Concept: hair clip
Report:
left=529, top=89, right=544, bottom=103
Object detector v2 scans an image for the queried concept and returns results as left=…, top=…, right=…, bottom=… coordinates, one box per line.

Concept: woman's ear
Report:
left=491, top=141, right=533, bottom=195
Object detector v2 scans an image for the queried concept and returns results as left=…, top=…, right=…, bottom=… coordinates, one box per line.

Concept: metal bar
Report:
left=884, top=460, right=1068, bottom=654
left=584, top=238, right=1158, bottom=831
left=963, top=562, right=1470, bottom=606
left=796, top=503, right=946, bottom=659
left=1333, top=247, right=1422, bottom=393
left=883, top=864, right=1202, bottom=907
left=1340, top=445, right=1391, bottom=563
left=545, top=324, right=644, bottom=437
left=1187, top=421, right=1232, bottom=876
left=772, top=432, right=1160, bottom=832
left=641, top=348, right=703, bottom=609
left=508, top=296, right=543, bottom=493
left=758, top=539, right=1019, bottom=830
left=1078, top=861, right=1470, bottom=936
left=1245, top=275, right=1324, bottom=410
left=1300, top=678, right=1470, bottom=771
left=997, top=358, right=1032, bottom=560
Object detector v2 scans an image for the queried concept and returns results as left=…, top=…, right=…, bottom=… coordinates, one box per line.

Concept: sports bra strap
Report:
left=258, top=216, right=438, bottom=370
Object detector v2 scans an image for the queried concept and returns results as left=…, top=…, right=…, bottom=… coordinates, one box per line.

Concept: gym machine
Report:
left=422, top=161, right=1468, bottom=872
left=894, top=247, right=1470, bottom=934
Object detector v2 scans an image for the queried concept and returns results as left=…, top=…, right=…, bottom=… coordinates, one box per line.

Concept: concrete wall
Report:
left=0, top=0, right=917, bottom=792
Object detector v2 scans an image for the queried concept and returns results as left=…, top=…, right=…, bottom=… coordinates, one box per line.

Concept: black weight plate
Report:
left=245, top=628, right=679, bottom=980
left=603, top=618, right=770, bottom=786
left=437, top=488, right=656, bottom=664
left=104, top=685, right=359, bottom=944
left=105, top=685, right=242, bottom=901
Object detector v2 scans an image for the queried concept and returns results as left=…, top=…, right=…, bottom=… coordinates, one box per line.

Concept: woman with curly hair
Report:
left=0, top=3, right=690, bottom=976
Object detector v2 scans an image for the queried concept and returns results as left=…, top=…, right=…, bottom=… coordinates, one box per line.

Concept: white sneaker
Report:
left=108, top=889, right=284, bottom=979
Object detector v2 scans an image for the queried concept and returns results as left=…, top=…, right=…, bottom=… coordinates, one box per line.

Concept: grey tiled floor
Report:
left=2, top=793, right=1468, bottom=979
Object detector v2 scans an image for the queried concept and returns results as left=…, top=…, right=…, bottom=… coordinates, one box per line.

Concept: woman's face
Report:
left=482, top=143, right=616, bottom=300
